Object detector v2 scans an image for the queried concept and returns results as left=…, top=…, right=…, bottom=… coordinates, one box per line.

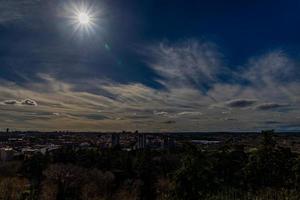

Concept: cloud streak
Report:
left=255, top=103, right=289, bottom=111
left=225, top=99, right=257, bottom=108
left=147, top=40, right=225, bottom=91
left=1, top=99, right=37, bottom=106
left=0, top=39, right=299, bottom=131
left=0, top=0, right=41, bottom=25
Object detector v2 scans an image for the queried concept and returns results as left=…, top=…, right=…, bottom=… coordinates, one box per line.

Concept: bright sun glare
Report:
left=65, top=1, right=100, bottom=35
left=77, top=12, right=91, bottom=25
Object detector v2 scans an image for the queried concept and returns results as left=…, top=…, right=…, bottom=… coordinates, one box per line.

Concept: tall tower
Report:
left=111, top=134, right=120, bottom=147
left=137, top=133, right=146, bottom=149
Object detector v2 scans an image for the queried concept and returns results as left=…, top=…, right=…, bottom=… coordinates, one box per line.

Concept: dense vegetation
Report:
left=1, top=131, right=300, bottom=200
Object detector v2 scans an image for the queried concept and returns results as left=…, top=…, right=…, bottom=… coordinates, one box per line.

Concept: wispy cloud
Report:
left=0, top=39, right=300, bottom=131
left=146, top=40, right=225, bottom=90
left=244, top=51, right=298, bottom=86
left=255, top=103, right=289, bottom=111
left=0, top=0, right=41, bottom=25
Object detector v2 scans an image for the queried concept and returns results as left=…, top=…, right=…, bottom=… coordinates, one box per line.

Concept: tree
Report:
left=261, top=130, right=277, bottom=150
left=81, top=169, right=115, bottom=200
left=245, top=130, right=295, bottom=190
left=171, top=144, right=215, bottom=200
left=42, top=164, right=84, bottom=200
left=0, top=177, right=29, bottom=200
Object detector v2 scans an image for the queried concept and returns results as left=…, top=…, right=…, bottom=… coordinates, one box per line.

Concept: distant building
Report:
left=79, top=142, right=90, bottom=148
left=111, top=134, right=120, bottom=147
left=21, top=148, right=39, bottom=156
left=136, top=134, right=146, bottom=149
left=0, top=148, right=15, bottom=162
left=39, top=145, right=61, bottom=155
left=163, top=136, right=176, bottom=149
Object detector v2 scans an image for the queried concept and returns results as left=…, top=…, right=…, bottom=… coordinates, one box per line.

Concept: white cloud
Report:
left=21, top=99, right=38, bottom=106
left=0, top=39, right=300, bottom=131
left=177, top=111, right=203, bottom=116
left=1, top=99, right=37, bottom=106
left=154, top=111, right=169, bottom=116
left=2, top=100, right=20, bottom=105
left=244, top=51, right=297, bottom=86
left=147, top=40, right=224, bottom=89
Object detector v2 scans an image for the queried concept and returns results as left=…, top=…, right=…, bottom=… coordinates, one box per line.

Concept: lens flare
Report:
left=77, top=12, right=91, bottom=25
left=64, top=1, right=101, bottom=35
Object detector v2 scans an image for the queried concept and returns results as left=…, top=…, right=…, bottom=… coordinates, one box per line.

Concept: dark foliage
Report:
left=1, top=131, right=299, bottom=199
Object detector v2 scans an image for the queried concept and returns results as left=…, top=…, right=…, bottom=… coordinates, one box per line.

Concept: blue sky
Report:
left=0, top=0, right=299, bottom=131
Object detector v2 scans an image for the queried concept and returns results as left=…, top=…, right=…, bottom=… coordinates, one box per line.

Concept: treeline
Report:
left=0, top=131, right=300, bottom=199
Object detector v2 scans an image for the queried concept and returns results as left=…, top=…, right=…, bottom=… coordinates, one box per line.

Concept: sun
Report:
left=71, top=7, right=97, bottom=35
left=77, top=12, right=91, bottom=25
left=64, top=1, right=101, bottom=35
